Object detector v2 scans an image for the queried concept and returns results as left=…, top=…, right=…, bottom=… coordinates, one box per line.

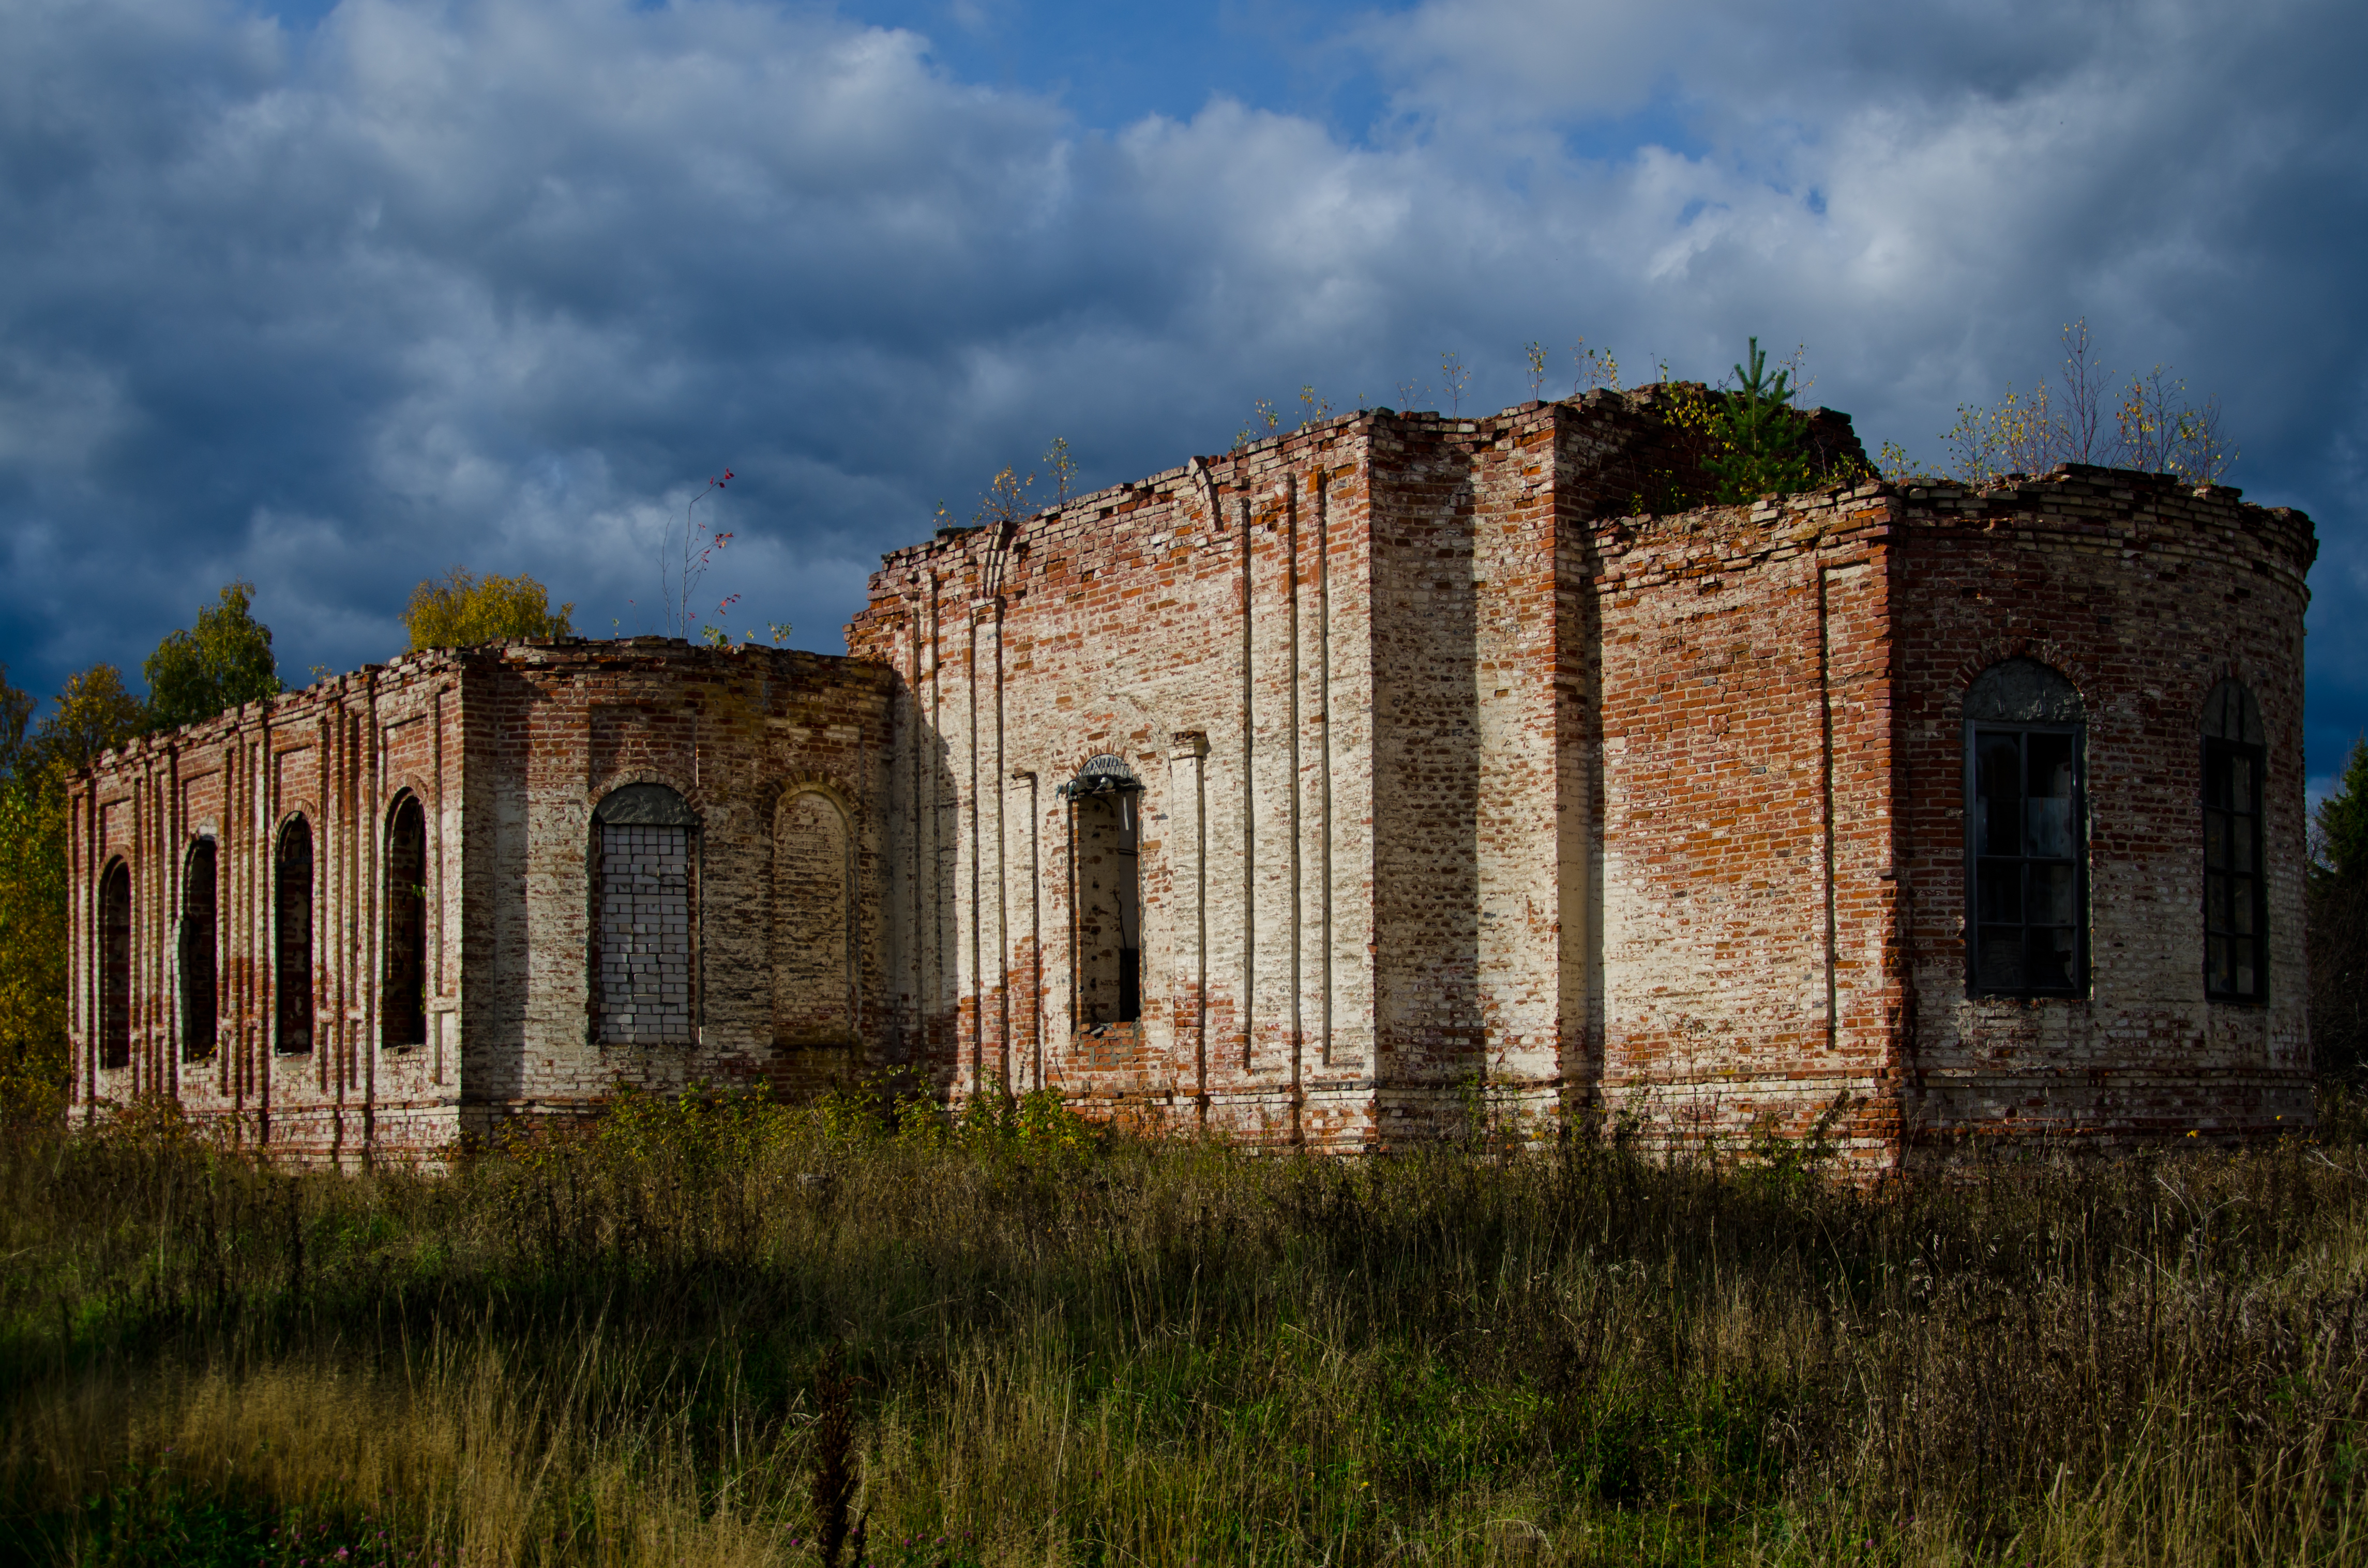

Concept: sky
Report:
left=3, top=0, right=2364, bottom=796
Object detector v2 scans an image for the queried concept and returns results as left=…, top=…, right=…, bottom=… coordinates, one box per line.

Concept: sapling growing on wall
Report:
left=1702, top=337, right=1819, bottom=501
left=655, top=469, right=734, bottom=640
left=1570, top=340, right=1621, bottom=395
left=1945, top=320, right=2237, bottom=486
left=1439, top=349, right=1471, bottom=415
left=1043, top=436, right=1076, bottom=503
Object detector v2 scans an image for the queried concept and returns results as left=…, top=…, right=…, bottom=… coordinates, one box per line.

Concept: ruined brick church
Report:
left=67, top=386, right=2318, bottom=1167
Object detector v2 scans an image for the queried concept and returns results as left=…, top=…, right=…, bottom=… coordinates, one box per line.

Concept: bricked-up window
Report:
left=593, top=784, right=700, bottom=1045
left=774, top=790, right=854, bottom=1046
left=275, top=817, right=314, bottom=1055
left=382, top=794, right=428, bottom=1047
left=1965, top=659, right=2087, bottom=997
left=2202, top=680, right=2268, bottom=1001
left=180, top=838, right=217, bottom=1060
left=1066, top=755, right=1142, bottom=1027
left=99, top=858, right=131, bottom=1069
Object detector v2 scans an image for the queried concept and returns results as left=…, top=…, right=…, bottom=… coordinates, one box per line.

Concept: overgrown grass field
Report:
left=3, top=1086, right=2366, bottom=1566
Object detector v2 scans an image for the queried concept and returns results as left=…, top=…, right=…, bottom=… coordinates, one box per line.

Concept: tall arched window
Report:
left=2202, top=679, right=2267, bottom=1001
left=1067, top=755, right=1143, bottom=1027
left=774, top=790, right=854, bottom=1045
left=382, top=794, right=428, bottom=1047
left=593, top=783, right=699, bottom=1045
left=276, top=816, right=314, bottom=1055
left=180, top=838, right=217, bottom=1061
left=1965, top=658, right=2087, bottom=997
left=99, top=858, right=131, bottom=1069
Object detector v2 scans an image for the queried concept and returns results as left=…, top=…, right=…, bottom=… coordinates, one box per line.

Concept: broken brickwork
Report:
left=70, top=387, right=2317, bottom=1169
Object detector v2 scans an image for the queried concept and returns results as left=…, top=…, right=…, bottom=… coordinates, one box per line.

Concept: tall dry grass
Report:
left=3, top=1084, right=2366, bottom=1565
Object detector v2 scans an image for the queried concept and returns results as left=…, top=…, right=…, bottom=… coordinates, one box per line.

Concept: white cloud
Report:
left=0, top=0, right=2362, bottom=769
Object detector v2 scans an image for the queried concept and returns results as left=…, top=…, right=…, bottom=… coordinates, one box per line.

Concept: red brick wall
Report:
left=846, top=422, right=1390, bottom=1144
left=457, top=640, right=893, bottom=1122
left=71, top=652, right=471, bottom=1160
left=1889, top=468, right=2315, bottom=1149
left=1587, top=485, right=1907, bottom=1162
left=73, top=393, right=2317, bottom=1168
left=72, top=639, right=894, bottom=1160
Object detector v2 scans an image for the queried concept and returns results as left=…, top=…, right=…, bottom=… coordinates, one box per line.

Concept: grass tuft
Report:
left=3, top=1080, right=2366, bottom=1564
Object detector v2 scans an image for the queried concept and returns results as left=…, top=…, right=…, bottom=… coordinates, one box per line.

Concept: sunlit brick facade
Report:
left=70, top=388, right=2318, bottom=1167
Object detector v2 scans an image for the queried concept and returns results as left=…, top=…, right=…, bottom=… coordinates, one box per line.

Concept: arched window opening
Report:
left=99, top=859, right=131, bottom=1070
left=180, top=839, right=218, bottom=1061
left=1965, top=658, right=2087, bottom=998
left=2203, top=679, right=2268, bottom=1001
left=1065, top=755, right=1142, bottom=1027
left=774, top=790, right=854, bottom=1045
left=593, top=783, right=699, bottom=1045
left=275, top=816, right=314, bottom=1056
left=383, top=795, right=428, bottom=1047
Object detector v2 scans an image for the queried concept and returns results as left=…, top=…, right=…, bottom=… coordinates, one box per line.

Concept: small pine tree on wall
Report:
left=1703, top=338, right=1819, bottom=503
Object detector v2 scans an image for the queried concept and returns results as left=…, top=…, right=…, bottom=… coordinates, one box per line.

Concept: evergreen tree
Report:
left=2312, top=735, right=2368, bottom=1078
left=2317, top=735, right=2368, bottom=883
left=1705, top=338, right=1818, bottom=503
left=143, top=580, right=283, bottom=733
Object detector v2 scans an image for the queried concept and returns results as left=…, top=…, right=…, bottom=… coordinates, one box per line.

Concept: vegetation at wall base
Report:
left=3, top=1082, right=2365, bottom=1566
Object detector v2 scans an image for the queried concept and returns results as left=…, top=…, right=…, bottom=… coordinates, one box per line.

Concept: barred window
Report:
left=1965, top=659, right=2087, bottom=998
left=2201, top=680, right=2267, bottom=1002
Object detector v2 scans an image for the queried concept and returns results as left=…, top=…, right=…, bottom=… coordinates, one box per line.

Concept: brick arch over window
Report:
left=2201, top=678, right=2268, bottom=1001
left=180, top=838, right=218, bottom=1061
left=592, top=782, right=700, bottom=1045
left=773, top=788, right=855, bottom=1046
left=1964, top=658, right=2087, bottom=998
left=98, top=857, right=131, bottom=1070
left=382, top=793, right=428, bottom=1048
left=275, top=816, right=314, bottom=1056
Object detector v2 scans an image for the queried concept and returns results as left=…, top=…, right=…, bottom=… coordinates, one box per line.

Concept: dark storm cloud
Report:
left=2, top=0, right=2363, bottom=789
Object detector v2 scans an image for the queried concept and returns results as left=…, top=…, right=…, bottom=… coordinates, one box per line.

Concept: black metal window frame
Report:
left=2201, top=735, right=2269, bottom=1002
left=1964, top=719, right=2090, bottom=999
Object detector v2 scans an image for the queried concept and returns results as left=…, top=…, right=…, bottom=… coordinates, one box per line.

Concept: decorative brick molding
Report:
left=71, top=395, right=2316, bottom=1169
